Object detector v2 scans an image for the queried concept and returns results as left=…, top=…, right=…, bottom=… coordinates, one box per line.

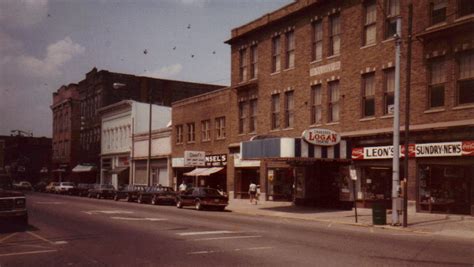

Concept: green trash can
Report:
left=372, top=202, right=387, bottom=225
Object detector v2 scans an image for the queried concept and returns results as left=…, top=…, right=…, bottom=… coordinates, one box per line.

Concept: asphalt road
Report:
left=0, top=192, right=473, bottom=267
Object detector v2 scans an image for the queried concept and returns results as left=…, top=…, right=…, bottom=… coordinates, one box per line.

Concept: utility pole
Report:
left=147, top=85, right=152, bottom=187
left=403, top=4, right=413, bottom=228
left=392, top=17, right=402, bottom=226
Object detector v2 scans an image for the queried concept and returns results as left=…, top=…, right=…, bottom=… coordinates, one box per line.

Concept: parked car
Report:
left=13, top=181, right=33, bottom=191
left=72, top=183, right=94, bottom=197
left=136, top=186, right=177, bottom=205
left=0, top=184, right=28, bottom=227
left=45, top=182, right=59, bottom=193
left=176, top=187, right=228, bottom=211
left=34, top=181, right=47, bottom=192
left=88, top=184, right=115, bottom=199
left=113, top=185, right=147, bottom=202
left=57, top=182, right=76, bottom=194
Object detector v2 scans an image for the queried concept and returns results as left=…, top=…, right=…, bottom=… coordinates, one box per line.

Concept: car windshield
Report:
left=202, top=188, right=221, bottom=196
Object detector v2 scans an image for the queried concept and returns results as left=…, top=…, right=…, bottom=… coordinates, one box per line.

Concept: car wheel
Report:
left=195, top=200, right=202, bottom=211
left=217, top=206, right=226, bottom=212
left=176, top=200, right=183, bottom=208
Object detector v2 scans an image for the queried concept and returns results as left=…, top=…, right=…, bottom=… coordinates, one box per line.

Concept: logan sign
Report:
left=302, top=128, right=341, bottom=146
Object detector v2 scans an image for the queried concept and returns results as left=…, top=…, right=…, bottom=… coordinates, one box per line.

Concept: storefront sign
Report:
left=309, top=61, right=340, bottom=77
left=184, top=151, right=205, bottom=166
left=205, top=154, right=227, bottom=166
left=352, top=141, right=474, bottom=160
left=302, top=128, right=341, bottom=146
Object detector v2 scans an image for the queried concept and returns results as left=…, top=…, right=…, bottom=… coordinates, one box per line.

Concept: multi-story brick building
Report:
left=51, top=84, right=81, bottom=182
left=220, top=0, right=473, bottom=214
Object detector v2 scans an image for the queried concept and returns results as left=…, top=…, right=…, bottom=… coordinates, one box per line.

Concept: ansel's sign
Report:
left=205, top=154, right=227, bottom=167
left=184, top=151, right=205, bottom=166
left=302, top=128, right=341, bottom=146
left=352, top=141, right=474, bottom=160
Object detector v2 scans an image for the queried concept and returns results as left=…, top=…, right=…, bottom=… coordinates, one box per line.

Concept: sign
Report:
left=302, top=128, right=341, bottom=146
left=205, top=154, right=227, bottom=167
left=184, top=151, right=205, bottom=166
left=352, top=141, right=474, bottom=160
left=309, top=61, right=341, bottom=77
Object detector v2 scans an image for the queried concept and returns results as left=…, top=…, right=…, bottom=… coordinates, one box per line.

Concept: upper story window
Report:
left=239, top=48, right=248, bottom=82
left=271, top=94, right=280, bottom=130
left=458, top=0, right=474, bottom=17
left=284, top=91, right=294, bottom=128
left=329, top=13, right=341, bottom=56
left=285, top=31, right=295, bottom=69
left=364, top=0, right=377, bottom=46
left=328, top=81, right=340, bottom=122
left=238, top=101, right=248, bottom=134
left=457, top=51, right=474, bottom=105
left=428, top=58, right=446, bottom=108
left=272, top=36, right=281, bottom=73
left=430, top=0, right=447, bottom=25
left=250, top=45, right=258, bottom=79
left=215, top=117, right=226, bottom=139
left=385, top=0, right=400, bottom=39
left=176, top=125, right=183, bottom=144
left=362, top=73, right=376, bottom=117
left=249, top=99, right=258, bottom=133
left=187, top=123, right=195, bottom=143
left=312, top=20, right=323, bottom=61
left=310, top=85, right=322, bottom=125
left=384, top=68, right=395, bottom=114
left=201, top=120, right=211, bottom=141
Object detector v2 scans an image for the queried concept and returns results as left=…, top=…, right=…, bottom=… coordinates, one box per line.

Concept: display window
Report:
left=267, top=168, right=294, bottom=201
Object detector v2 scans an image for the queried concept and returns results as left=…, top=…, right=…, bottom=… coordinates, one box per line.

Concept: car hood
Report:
left=0, top=189, right=25, bottom=197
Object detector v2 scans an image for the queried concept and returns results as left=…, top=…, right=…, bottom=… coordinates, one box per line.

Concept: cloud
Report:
left=180, top=0, right=211, bottom=7
left=143, top=63, right=183, bottom=79
left=0, top=0, right=49, bottom=29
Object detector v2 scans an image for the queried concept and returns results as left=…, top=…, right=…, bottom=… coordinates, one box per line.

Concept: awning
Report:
left=183, top=167, right=224, bottom=177
left=109, top=166, right=129, bottom=175
left=72, top=165, right=96, bottom=173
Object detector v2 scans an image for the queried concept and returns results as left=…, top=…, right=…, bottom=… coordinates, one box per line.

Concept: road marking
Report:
left=82, top=210, right=134, bottom=215
left=26, top=231, right=54, bottom=245
left=0, top=233, right=18, bottom=243
left=36, top=202, right=64, bottom=205
left=178, top=230, right=239, bottom=236
left=187, top=247, right=273, bottom=255
left=188, top=250, right=214, bottom=255
left=0, top=249, right=57, bottom=257
left=246, top=246, right=273, bottom=251
left=193, top=235, right=261, bottom=241
left=54, top=241, right=68, bottom=245
left=110, top=217, right=168, bottom=221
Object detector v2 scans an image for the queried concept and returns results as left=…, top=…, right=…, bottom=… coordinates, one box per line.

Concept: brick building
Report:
left=220, top=0, right=473, bottom=214
left=51, top=84, right=81, bottom=182
left=171, top=88, right=231, bottom=191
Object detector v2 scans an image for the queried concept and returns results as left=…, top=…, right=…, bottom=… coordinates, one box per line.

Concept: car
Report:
left=176, top=187, right=228, bottom=211
left=113, top=185, right=147, bottom=202
left=72, top=183, right=94, bottom=197
left=34, top=181, right=47, bottom=192
left=45, top=182, right=59, bottom=193
left=57, top=182, right=76, bottom=194
left=13, top=181, right=33, bottom=191
left=0, top=184, right=28, bottom=228
left=88, top=184, right=115, bottom=199
left=136, top=186, right=177, bottom=205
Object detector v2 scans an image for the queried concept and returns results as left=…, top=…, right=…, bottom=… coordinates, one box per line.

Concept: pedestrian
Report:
left=179, top=181, right=187, bottom=192
left=249, top=181, right=257, bottom=204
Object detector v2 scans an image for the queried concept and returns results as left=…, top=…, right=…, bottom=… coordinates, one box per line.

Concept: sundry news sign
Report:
left=352, top=141, right=474, bottom=160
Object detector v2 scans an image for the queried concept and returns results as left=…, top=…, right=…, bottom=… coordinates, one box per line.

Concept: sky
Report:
left=0, top=0, right=292, bottom=138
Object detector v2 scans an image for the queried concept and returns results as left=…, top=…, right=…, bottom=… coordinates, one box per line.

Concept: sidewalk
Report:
left=227, top=199, right=474, bottom=240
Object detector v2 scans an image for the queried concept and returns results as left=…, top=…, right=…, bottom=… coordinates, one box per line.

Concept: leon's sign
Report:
left=302, top=128, right=341, bottom=146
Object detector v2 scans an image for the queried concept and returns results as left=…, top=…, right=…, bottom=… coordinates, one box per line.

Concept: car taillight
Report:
left=15, top=198, right=26, bottom=208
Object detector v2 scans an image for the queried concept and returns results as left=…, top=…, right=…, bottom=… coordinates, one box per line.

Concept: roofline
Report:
left=171, top=87, right=231, bottom=107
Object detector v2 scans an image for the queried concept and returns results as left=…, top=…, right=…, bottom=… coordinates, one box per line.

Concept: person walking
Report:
left=249, top=181, right=257, bottom=204
left=179, top=181, right=187, bottom=193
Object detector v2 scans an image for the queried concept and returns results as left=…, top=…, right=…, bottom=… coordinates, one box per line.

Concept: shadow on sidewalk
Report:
left=258, top=205, right=346, bottom=214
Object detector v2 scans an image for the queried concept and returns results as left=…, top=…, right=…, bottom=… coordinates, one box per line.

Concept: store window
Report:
left=271, top=94, right=280, bottom=130
left=385, top=0, right=400, bottom=39
left=312, top=20, right=323, bottom=61
left=364, top=0, right=377, bottom=46
left=362, top=72, right=375, bottom=117
left=284, top=91, right=294, bottom=128
left=285, top=30, right=295, bottom=69
left=272, top=36, right=281, bottom=73
left=267, top=168, right=294, bottom=201
left=457, top=51, right=474, bottom=105
left=329, top=13, right=341, bottom=56
left=430, top=0, right=447, bottom=25
left=428, top=58, right=446, bottom=108
left=311, top=84, right=322, bottom=125
left=359, top=166, right=393, bottom=204
left=328, top=81, right=340, bottom=122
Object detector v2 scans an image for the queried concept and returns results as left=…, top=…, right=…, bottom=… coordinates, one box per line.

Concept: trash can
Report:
left=372, top=202, right=387, bottom=225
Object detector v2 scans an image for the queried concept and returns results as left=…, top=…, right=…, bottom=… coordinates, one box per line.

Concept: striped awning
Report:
left=184, top=167, right=224, bottom=176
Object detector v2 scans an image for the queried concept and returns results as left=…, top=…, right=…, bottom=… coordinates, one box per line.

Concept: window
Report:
left=250, top=45, right=258, bottom=79
left=362, top=73, right=376, bottom=117
left=238, top=102, right=248, bottom=134
left=384, top=68, right=395, bottom=114
left=458, top=0, right=474, bottom=17
left=239, top=48, right=248, bottom=82
left=285, top=31, right=295, bottom=69
left=215, top=117, right=226, bottom=139
left=249, top=99, right=258, bottom=133
left=364, top=0, right=377, bottom=46
left=201, top=120, right=211, bottom=141
left=284, top=91, right=294, bottom=128
left=311, top=85, right=323, bottom=124
left=428, top=58, right=446, bottom=108
left=176, top=125, right=183, bottom=144
left=312, top=20, right=323, bottom=61
left=329, top=14, right=341, bottom=56
left=328, top=81, right=340, bottom=122
left=430, top=0, right=447, bottom=25
left=271, top=94, right=280, bottom=130
left=187, top=123, right=195, bottom=143
left=457, top=52, right=474, bottom=105
left=272, top=36, right=281, bottom=72
left=385, top=0, right=400, bottom=39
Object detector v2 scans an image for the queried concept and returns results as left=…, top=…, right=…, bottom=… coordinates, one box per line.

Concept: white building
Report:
left=99, top=100, right=171, bottom=188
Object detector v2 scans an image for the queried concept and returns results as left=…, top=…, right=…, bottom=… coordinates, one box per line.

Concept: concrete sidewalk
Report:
left=227, top=199, right=474, bottom=240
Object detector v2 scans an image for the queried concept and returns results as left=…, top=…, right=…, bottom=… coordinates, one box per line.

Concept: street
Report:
left=0, top=193, right=473, bottom=267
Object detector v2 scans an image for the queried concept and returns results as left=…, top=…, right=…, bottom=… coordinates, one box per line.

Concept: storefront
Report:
left=101, top=155, right=129, bottom=188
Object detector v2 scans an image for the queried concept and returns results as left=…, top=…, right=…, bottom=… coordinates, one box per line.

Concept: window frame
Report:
left=238, top=101, right=248, bottom=134
left=249, top=98, right=258, bottom=133
left=428, top=58, right=446, bottom=108
left=201, top=120, right=211, bottom=142
left=310, top=85, right=323, bottom=125
left=250, top=44, right=258, bottom=79
left=284, top=91, right=294, bottom=128
left=312, top=20, right=323, bottom=61
left=383, top=68, right=395, bottom=115
left=458, top=0, right=474, bottom=18
left=430, top=0, right=447, bottom=25
left=385, top=0, right=400, bottom=39
left=285, top=30, right=295, bottom=69
left=329, top=13, right=341, bottom=57
left=215, top=117, right=226, bottom=140
left=186, top=123, right=195, bottom=143
left=364, top=0, right=377, bottom=46
left=272, top=36, right=281, bottom=73
left=176, top=125, right=183, bottom=144
left=456, top=51, right=474, bottom=105
left=271, top=94, right=280, bottom=130
left=328, top=81, right=340, bottom=122
left=239, top=48, right=248, bottom=82
left=362, top=72, right=376, bottom=118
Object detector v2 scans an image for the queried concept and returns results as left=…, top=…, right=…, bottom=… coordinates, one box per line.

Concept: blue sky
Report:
left=0, top=0, right=291, bottom=137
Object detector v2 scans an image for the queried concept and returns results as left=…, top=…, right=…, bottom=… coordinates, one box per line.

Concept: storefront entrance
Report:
left=234, top=168, right=259, bottom=199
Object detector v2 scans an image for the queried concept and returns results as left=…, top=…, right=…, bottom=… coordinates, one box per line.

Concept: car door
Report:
left=181, top=188, right=194, bottom=205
